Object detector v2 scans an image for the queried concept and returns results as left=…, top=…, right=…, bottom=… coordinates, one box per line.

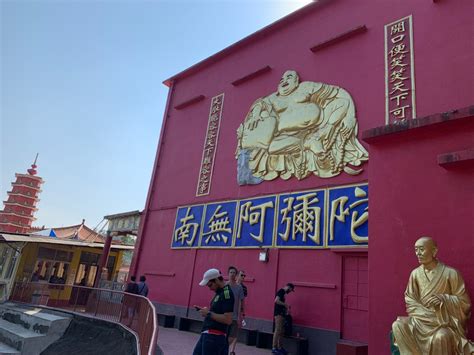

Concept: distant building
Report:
left=0, top=157, right=43, bottom=234
left=0, top=160, right=138, bottom=300
left=103, top=210, right=142, bottom=282
left=36, top=219, right=106, bottom=243
left=104, top=210, right=141, bottom=236
left=30, top=220, right=129, bottom=284
left=0, top=230, right=133, bottom=302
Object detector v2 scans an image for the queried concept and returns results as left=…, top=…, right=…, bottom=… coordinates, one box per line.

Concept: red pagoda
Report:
left=0, top=155, right=44, bottom=234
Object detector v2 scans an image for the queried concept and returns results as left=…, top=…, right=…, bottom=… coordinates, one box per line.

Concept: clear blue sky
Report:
left=1, top=0, right=311, bottom=229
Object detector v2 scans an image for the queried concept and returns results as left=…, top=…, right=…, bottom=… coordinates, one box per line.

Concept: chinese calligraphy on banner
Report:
left=172, top=183, right=368, bottom=249
left=384, top=15, right=416, bottom=125
left=327, top=184, right=368, bottom=247
left=200, top=201, right=237, bottom=248
left=196, top=93, right=224, bottom=196
left=172, top=205, right=204, bottom=248
left=236, top=196, right=276, bottom=248
left=276, top=190, right=325, bottom=248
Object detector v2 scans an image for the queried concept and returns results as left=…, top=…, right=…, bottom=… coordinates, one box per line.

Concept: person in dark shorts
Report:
left=123, top=275, right=139, bottom=325
left=193, top=268, right=234, bottom=355
left=227, top=266, right=245, bottom=355
left=272, top=283, right=295, bottom=355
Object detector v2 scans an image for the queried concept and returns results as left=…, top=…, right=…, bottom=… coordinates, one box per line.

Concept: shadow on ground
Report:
left=41, top=316, right=137, bottom=355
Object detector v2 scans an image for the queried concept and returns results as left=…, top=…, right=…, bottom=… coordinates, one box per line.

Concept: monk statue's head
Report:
left=278, top=70, right=299, bottom=96
left=414, top=236, right=438, bottom=266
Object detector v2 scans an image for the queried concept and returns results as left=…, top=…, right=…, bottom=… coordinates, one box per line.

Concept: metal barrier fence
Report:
left=9, top=281, right=157, bottom=355
left=99, top=280, right=126, bottom=291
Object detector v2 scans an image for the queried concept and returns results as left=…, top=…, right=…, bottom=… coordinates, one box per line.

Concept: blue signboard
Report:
left=235, top=195, right=276, bottom=248
left=327, top=184, right=368, bottom=247
left=171, top=183, right=368, bottom=249
left=276, top=190, right=326, bottom=248
left=199, top=201, right=237, bottom=248
left=172, top=205, right=204, bottom=248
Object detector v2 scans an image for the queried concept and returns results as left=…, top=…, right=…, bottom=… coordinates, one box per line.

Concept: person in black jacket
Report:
left=125, top=275, right=139, bottom=294
left=138, top=275, right=149, bottom=297
left=123, top=275, right=139, bottom=325
left=272, top=283, right=295, bottom=355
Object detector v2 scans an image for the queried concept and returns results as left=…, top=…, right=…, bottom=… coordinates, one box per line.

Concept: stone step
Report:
left=0, top=303, right=71, bottom=337
left=0, top=341, right=20, bottom=355
left=336, top=340, right=368, bottom=355
left=0, top=318, right=46, bottom=354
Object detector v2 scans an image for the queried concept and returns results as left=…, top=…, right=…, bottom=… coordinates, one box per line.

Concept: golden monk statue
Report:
left=392, top=237, right=474, bottom=355
left=236, top=70, right=368, bottom=184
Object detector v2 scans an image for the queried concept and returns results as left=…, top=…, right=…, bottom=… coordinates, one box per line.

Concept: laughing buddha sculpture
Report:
left=236, top=70, right=368, bottom=184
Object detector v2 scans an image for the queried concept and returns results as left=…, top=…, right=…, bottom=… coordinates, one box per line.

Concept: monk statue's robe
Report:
left=392, top=262, right=474, bottom=355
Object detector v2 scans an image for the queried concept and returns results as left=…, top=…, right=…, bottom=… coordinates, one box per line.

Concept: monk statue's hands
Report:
left=426, top=294, right=443, bottom=308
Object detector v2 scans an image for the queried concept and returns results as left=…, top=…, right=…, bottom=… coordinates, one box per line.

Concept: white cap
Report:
left=199, top=268, right=222, bottom=286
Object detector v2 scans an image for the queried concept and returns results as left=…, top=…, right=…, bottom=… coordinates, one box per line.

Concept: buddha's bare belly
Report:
left=277, top=102, right=321, bottom=133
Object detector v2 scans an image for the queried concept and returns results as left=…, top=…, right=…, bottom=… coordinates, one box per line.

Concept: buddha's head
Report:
left=414, top=236, right=438, bottom=266
left=278, top=70, right=299, bottom=96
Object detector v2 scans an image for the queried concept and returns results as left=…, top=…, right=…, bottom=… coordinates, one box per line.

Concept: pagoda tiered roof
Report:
left=6, top=192, right=39, bottom=200
left=2, top=201, right=39, bottom=211
left=11, top=182, right=42, bottom=192
left=0, top=157, right=44, bottom=234
left=0, top=220, right=31, bottom=229
left=0, top=211, right=36, bottom=221
left=14, top=173, right=44, bottom=182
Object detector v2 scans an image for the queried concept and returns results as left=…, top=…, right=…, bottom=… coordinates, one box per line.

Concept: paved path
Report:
left=157, top=326, right=271, bottom=355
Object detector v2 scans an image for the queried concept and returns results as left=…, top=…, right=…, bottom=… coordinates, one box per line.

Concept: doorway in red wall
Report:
left=341, top=255, right=368, bottom=343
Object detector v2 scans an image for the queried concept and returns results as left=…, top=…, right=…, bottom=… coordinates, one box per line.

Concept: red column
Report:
left=94, top=231, right=113, bottom=287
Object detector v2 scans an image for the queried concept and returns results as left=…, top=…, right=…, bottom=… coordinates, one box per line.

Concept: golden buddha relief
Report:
left=236, top=70, right=368, bottom=184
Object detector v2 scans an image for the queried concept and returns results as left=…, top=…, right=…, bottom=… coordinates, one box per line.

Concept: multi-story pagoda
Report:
left=0, top=155, right=44, bottom=233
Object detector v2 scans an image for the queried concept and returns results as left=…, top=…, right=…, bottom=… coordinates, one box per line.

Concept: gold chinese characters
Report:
left=197, top=94, right=224, bottom=196
left=384, top=16, right=416, bottom=124
left=172, top=184, right=369, bottom=249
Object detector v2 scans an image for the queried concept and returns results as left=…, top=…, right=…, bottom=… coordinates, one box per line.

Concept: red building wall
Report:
left=364, top=112, right=474, bottom=354
left=134, top=1, right=473, bottom=353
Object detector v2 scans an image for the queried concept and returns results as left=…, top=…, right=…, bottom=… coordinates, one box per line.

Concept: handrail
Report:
left=9, top=281, right=157, bottom=355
